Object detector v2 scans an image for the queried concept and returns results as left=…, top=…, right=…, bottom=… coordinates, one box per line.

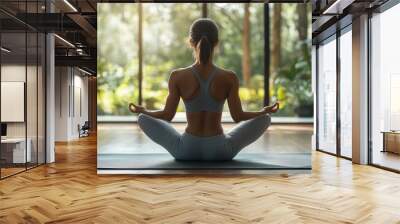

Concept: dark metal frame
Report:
left=264, top=4, right=270, bottom=106
left=138, top=3, right=143, bottom=105
left=336, top=23, right=341, bottom=157
left=98, top=0, right=307, bottom=2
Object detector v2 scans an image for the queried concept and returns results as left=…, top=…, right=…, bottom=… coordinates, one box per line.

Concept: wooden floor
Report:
left=98, top=123, right=313, bottom=154
left=1, top=134, right=400, bottom=223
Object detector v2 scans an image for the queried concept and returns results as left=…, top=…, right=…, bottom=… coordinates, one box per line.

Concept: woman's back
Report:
left=129, top=18, right=278, bottom=160
left=173, top=64, right=233, bottom=137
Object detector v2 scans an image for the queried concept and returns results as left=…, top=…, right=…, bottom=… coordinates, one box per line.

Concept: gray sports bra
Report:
left=183, top=66, right=225, bottom=113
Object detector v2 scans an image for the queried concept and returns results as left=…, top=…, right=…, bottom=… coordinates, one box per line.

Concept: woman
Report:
left=129, top=18, right=279, bottom=161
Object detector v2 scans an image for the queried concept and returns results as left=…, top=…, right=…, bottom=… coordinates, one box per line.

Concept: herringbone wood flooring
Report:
left=1, top=133, right=400, bottom=223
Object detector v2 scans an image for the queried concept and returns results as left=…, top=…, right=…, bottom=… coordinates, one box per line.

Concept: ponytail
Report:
left=197, top=36, right=212, bottom=65
left=189, top=18, right=219, bottom=65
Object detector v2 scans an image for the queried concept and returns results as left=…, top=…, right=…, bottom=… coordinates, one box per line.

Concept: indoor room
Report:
left=96, top=2, right=313, bottom=173
left=1, top=1, right=400, bottom=223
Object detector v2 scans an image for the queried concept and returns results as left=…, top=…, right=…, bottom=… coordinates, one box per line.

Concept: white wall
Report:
left=55, top=67, right=89, bottom=141
left=1, top=63, right=46, bottom=164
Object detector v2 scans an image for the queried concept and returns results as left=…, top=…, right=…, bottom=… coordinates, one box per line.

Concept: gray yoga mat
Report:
left=97, top=153, right=311, bottom=170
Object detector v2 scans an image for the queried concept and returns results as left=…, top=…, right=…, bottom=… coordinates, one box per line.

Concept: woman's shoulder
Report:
left=217, top=67, right=237, bottom=77
left=170, top=65, right=237, bottom=81
left=170, top=66, right=192, bottom=76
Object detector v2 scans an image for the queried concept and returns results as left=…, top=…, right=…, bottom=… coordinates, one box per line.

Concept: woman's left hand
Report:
left=263, top=102, right=279, bottom=114
left=129, top=103, right=145, bottom=113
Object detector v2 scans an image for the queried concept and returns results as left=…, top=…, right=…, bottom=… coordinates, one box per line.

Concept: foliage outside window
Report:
left=97, top=3, right=312, bottom=117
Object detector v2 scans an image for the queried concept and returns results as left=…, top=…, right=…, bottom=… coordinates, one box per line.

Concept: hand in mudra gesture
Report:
left=128, top=103, right=145, bottom=114
left=263, top=102, right=279, bottom=114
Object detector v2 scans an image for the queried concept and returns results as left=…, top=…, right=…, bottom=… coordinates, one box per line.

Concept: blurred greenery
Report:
left=97, top=3, right=312, bottom=117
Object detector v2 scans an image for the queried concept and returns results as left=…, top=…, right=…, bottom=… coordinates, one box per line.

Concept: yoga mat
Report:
left=97, top=153, right=311, bottom=171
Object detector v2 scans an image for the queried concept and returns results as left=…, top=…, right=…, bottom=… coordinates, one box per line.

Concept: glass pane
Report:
left=1, top=30, right=27, bottom=177
left=38, top=32, right=45, bottom=164
left=270, top=3, right=312, bottom=118
left=27, top=30, right=38, bottom=169
left=209, top=3, right=264, bottom=111
left=97, top=3, right=139, bottom=118
left=142, top=3, right=202, bottom=113
left=317, top=37, right=337, bottom=154
left=339, top=29, right=352, bottom=158
left=371, top=5, right=400, bottom=171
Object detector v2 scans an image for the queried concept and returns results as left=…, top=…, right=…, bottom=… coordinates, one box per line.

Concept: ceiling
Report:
left=312, top=0, right=390, bottom=43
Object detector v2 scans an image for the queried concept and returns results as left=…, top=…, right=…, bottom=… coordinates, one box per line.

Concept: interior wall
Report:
left=55, top=66, right=70, bottom=141
left=1, top=65, right=28, bottom=138
left=55, top=67, right=89, bottom=141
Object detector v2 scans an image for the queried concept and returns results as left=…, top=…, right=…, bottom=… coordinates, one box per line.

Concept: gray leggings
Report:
left=137, top=114, right=271, bottom=161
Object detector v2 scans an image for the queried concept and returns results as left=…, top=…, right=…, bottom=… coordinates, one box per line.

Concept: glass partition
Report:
left=0, top=1, right=46, bottom=179
left=317, top=36, right=337, bottom=154
left=370, top=4, right=400, bottom=171
left=1, top=30, right=28, bottom=177
left=27, top=30, right=38, bottom=169
left=339, top=28, right=352, bottom=158
left=38, top=32, right=45, bottom=165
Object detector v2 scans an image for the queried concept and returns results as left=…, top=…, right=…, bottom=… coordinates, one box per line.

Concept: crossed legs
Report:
left=137, top=113, right=271, bottom=160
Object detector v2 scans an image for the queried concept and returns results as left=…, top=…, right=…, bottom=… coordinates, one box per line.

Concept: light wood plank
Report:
left=0, top=126, right=400, bottom=223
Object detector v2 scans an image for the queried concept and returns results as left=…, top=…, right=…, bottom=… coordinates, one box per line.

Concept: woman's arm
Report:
left=227, top=72, right=279, bottom=123
left=129, top=71, right=180, bottom=121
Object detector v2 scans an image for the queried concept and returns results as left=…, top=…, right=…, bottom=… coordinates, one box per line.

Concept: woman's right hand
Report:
left=263, top=102, right=279, bottom=114
left=129, top=103, right=145, bottom=114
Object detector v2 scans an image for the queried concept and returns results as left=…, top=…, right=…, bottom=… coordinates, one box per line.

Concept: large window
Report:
left=142, top=4, right=202, bottom=112
left=97, top=3, right=312, bottom=120
left=270, top=3, right=312, bottom=117
left=97, top=4, right=139, bottom=117
left=317, top=36, right=337, bottom=154
left=209, top=3, right=265, bottom=111
left=339, top=28, right=352, bottom=158
left=315, top=25, right=353, bottom=159
left=370, top=4, right=400, bottom=171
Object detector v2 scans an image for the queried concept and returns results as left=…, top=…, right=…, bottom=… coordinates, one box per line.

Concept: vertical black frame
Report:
left=336, top=26, right=341, bottom=157
left=315, top=44, right=319, bottom=151
left=138, top=3, right=143, bottom=105
left=264, top=3, right=270, bottom=106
